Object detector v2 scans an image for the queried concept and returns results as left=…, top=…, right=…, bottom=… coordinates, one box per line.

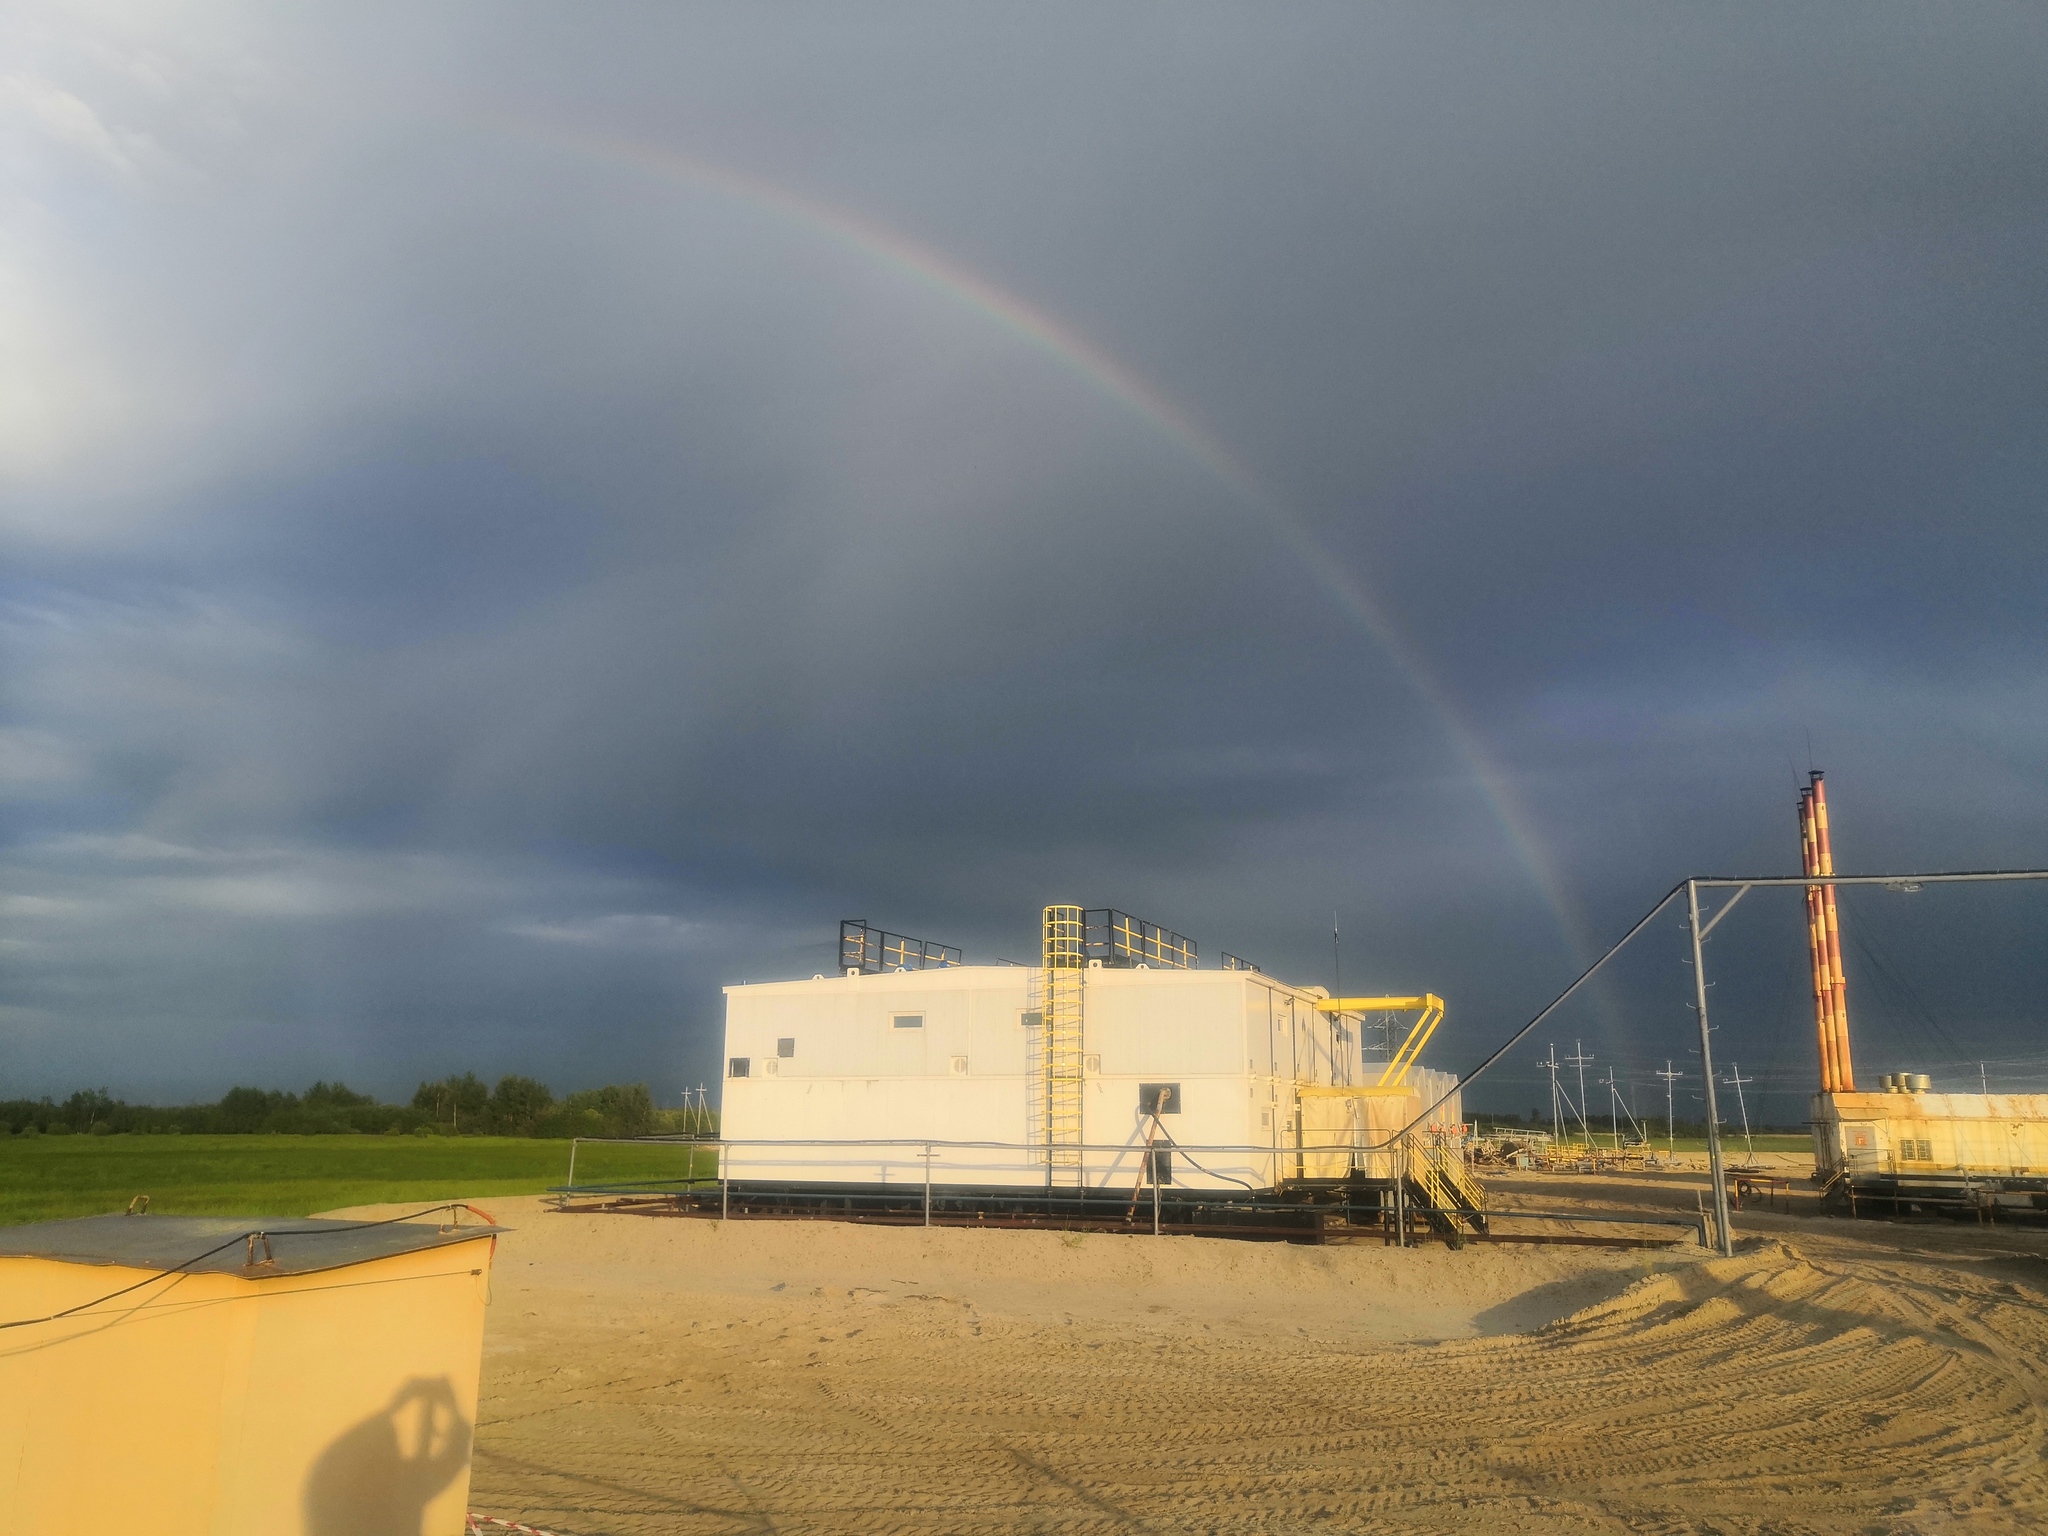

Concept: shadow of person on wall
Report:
left=304, top=1376, right=473, bottom=1536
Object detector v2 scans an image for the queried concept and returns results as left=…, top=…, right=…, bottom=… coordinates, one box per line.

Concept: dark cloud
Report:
left=4, top=3, right=2046, bottom=1117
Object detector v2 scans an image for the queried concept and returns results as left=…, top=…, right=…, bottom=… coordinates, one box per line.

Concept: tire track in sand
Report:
left=472, top=1231, right=2048, bottom=1535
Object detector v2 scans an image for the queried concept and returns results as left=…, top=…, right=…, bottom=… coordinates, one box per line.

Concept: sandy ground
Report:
left=340, top=1186, right=2048, bottom=1535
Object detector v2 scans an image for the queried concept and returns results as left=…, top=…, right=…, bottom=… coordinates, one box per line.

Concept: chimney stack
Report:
left=1808, top=772, right=1856, bottom=1092
left=1799, top=787, right=1839, bottom=1091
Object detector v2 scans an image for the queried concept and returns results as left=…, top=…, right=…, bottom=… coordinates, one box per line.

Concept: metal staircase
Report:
left=1408, top=1137, right=1488, bottom=1235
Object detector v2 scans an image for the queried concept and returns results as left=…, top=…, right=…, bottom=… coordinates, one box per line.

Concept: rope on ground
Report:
left=466, top=1515, right=582, bottom=1536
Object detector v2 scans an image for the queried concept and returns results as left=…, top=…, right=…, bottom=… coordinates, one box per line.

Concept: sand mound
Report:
left=449, top=1199, right=2048, bottom=1533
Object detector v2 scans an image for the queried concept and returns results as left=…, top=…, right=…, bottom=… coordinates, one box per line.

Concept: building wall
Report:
left=720, top=965, right=1456, bottom=1193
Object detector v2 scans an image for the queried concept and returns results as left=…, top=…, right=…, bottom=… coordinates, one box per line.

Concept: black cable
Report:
left=1391, top=883, right=1687, bottom=1146
left=1841, top=905, right=1968, bottom=1060
left=0, top=1202, right=490, bottom=1333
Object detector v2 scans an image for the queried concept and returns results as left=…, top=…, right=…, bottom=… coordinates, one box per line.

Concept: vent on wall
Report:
left=949, top=1056, right=968, bottom=1075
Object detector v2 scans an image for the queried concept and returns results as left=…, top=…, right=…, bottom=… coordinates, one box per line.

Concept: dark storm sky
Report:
left=4, top=4, right=2045, bottom=1119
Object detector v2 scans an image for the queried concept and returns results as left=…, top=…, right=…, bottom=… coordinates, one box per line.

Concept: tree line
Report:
left=0, top=1075, right=715, bottom=1139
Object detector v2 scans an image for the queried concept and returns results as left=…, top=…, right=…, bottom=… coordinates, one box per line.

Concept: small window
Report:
left=1139, top=1083, right=1181, bottom=1115
left=1020, top=1010, right=1043, bottom=1029
left=777, top=1037, right=795, bottom=1058
left=728, top=1057, right=750, bottom=1078
left=892, top=1013, right=924, bottom=1030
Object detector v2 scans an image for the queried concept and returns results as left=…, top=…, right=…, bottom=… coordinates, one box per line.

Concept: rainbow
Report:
left=502, top=120, right=1604, bottom=972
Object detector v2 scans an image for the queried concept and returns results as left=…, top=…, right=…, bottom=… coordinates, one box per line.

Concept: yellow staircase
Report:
left=1408, top=1136, right=1488, bottom=1234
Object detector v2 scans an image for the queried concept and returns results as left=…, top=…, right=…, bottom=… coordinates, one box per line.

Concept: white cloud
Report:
left=506, top=914, right=713, bottom=951
left=0, top=727, right=84, bottom=796
left=0, top=71, right=156, bottom=179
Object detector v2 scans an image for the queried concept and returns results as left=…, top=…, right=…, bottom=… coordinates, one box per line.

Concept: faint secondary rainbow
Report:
left=509, top=121, right=1604, bottom=970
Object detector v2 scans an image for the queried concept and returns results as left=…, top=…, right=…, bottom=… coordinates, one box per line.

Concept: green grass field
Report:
left=1667, top=1134, right=1810, bottom=1153
left=0, top=1135, right=716, bottom=1226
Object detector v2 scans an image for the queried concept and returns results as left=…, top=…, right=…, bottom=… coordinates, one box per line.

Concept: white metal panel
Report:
left=1083, top=969, right=1243, bottom=1077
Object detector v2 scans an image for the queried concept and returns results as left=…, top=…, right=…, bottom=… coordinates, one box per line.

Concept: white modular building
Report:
left=719, top=943, right=1466, bottom=1200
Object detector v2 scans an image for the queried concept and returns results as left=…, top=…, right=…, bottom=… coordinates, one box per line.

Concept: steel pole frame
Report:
left=1688, top=880, right=1735, bottom=1257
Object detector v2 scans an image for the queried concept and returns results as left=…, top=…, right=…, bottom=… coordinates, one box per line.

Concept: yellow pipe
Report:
left=1314, top=994, right=1445, bottom=1088
left=1382, top=998, right=1443, bottom=1087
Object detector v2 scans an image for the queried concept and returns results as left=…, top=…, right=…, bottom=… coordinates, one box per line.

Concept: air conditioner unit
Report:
left=949, top=1056, right=968, bottom=1075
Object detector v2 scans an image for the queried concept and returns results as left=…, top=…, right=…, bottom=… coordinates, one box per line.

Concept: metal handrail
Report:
left=562, top=1130, right=1458, bottom=1233
left=565, top=1132, right=1461, bottom=1154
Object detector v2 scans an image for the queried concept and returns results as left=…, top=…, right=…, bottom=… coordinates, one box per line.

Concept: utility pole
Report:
left=1724, top=1063, right=1755, bottom=1163
left=1656, top=1062, right=1682, bottom=1160
left=1565, top=1041, right=1596, bottom=1147
left=1600, top=1067, right=1622, bottom=1149
left=1537, top=1046, right=1562, bottom=1147
left=1687, top=879, right=1735, bottom=1257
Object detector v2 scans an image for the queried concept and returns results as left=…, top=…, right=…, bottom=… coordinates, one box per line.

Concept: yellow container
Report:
left=0, top=1208, right=501, bottom=1536
left=1813, top=1091, right=2048, bottom=1176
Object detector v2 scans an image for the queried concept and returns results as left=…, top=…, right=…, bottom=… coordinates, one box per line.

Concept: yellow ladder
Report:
left=1037, top=905, right=1086, bottom=1188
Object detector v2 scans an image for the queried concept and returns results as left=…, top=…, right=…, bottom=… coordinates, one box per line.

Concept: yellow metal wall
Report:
left=0, top=1233, right=495, bottom=1536
left=1813, top=1092, right=2048, bottom=1177
left=1298, top=1088, right=1421, bottom=1180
